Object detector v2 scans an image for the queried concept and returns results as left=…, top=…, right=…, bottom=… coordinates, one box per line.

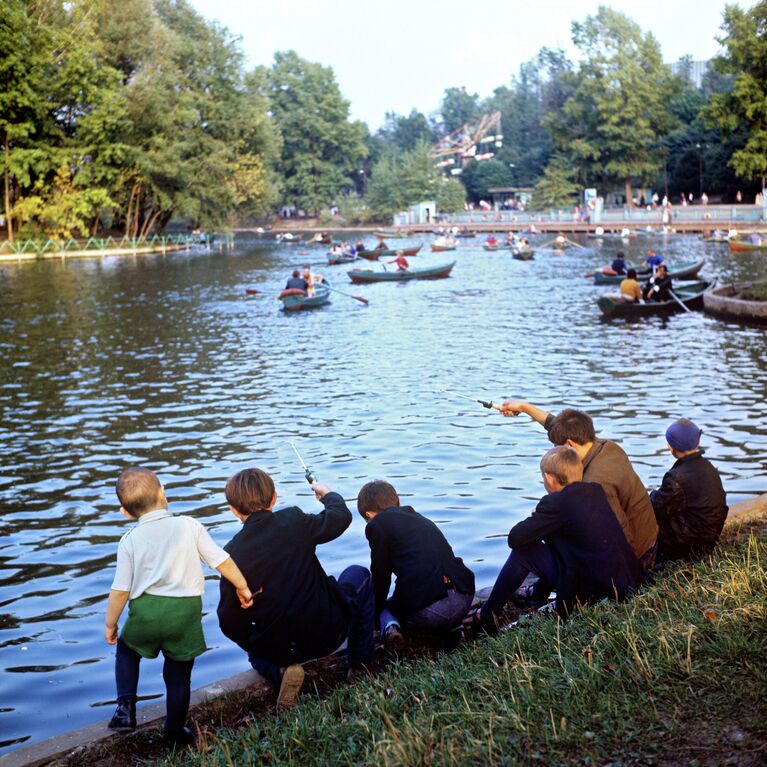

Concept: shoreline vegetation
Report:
left=3, top=2, right=766, bottom=243
left=41, top=504, right=765, bottom=767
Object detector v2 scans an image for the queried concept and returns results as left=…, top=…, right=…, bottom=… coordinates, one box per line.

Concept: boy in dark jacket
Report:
left=650, top=419, right=728, bottom=563
left=357, top=480, right=475, bottom=651
left=217, top=468, right=374, bottom=708
left=472, top=447, right=645, bottom=628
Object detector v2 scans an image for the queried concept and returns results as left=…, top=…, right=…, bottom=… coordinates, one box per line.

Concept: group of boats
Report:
left=274, top=229, right=765, bottom=320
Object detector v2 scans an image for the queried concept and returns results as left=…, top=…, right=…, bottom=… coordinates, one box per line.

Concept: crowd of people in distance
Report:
left=104, top=404, right=728, bottom=745
left=605, top=248, right=676, bottom=304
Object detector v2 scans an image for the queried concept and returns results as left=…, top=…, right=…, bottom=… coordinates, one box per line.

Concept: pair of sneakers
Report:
left=108, top=700, right=194, bottom=749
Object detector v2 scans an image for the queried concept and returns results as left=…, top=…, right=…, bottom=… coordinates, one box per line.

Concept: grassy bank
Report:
left=90, top=519, right=767, bottom=767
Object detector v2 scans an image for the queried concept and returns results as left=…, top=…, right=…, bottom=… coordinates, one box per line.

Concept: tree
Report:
left=530, top=155, right=579, bottom=209
left=265, top=51, right=367, bottom=213
left=546, top=7, right=677, bottom=201
left=365, top=142, right=465, bottom=219
left=439, top=87, right=480, bottom=135
left=460, top=159, right=514, bottom=203
left=707, top=2, right=767, bottom=190
left=0, top=0, right=57, bottom=240
left=377, top=110, right=435, bottom=153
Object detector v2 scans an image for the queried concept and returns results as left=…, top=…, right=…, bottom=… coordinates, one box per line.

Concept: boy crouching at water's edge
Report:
left=105, top=468, right=252, bottom=747
left=467, top=446, right=645, bottom=631
left=357, top=480, right=475, bottom=652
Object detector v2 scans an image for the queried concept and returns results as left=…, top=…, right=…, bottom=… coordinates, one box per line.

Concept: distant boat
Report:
left=347, top=261, right=456, bottom=284
left=326, top=253, right=358, bottom=265
left=373, top=229, right=399, bottom=239
left=357, top=243, right=423, bottom=260
left=597, top=281, right=710, bottom=317
left=512, top=250, right=535, bottom=261
left=483, top=243, right=500, bottom=251
left=728, top=238, right=767, bottom=252
left=431, top=243, right=457, bottom=252
left=593, top=259, right=704, bottom=285
left=278, top=282, right=331, bottom=310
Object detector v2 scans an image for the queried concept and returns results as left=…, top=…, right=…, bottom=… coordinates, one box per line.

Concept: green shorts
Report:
left=121, top=593, right=206, bottom=662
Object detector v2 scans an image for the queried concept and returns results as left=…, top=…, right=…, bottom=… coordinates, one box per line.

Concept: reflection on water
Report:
left=1, top=234, right=766, bottom=752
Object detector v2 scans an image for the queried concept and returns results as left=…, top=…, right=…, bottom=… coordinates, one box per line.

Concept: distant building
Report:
left=667, top=59, right=710, bottom=89
left=394, top=201, right=436, bottom=226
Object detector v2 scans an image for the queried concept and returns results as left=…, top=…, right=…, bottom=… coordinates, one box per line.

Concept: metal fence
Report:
left=0, top=233, right=202, bottom=256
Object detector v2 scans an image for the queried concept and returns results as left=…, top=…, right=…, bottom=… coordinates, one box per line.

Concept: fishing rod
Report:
left=440, top=389, right=519, bottom=415
left=290, top=441, right=317, bottom=484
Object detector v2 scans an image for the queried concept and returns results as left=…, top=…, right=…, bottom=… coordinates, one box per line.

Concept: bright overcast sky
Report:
left=190, top=0, right=745, bottom=130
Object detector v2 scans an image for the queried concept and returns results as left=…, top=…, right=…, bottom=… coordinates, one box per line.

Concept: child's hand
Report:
left=237, top=586, right=254, bottom=609
left=311, top=482, right=331, bottom=499
left=500, top=400, right=526, bottom=417
left=105, top=624, right=118, bottom=644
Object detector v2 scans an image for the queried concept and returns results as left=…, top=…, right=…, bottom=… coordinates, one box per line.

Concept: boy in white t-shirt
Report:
left=105, top=468, right=252, bottom=748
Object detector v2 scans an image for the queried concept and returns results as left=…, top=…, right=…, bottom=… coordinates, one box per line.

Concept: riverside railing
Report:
left=0, top=233, right=209, bottom=257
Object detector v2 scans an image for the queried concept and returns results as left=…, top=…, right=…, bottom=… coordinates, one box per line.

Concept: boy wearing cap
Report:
left=650, top=419, right=728, bottom=563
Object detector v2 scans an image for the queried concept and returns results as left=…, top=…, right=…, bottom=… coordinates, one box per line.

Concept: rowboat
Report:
left=278, top=281, right=331, bottom=310
left=593, top=259, right=704, bottom=285
left=357, top=243, right=423, bottom=260
left=431, top=243, right=457, bottom=252
left=597, top=281, right=710, bottom=317
left=347, top=261, right=456, bottom=284
left=455, top=231, right=477, bottom=238
left=728, top=239, right=767, bottom=252
left=483, top=243, right=500, bottom=251
left=512, top=250, right=535, bottom=261
left=374, top=229, right=399, bottom=239
left=326, top=253, right=357, bottom=265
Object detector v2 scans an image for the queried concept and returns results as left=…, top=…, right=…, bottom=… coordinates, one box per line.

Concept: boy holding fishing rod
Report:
left=356, top=480, right=475, bottom=652
left=466, top=446, right=645, bottom=630
left=217, top=467, right=375, bottom=709
left=497, top=401, right=658, bottom=571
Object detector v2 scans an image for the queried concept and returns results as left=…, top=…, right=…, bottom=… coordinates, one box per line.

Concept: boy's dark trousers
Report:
left=115, top=638, right=193, bottom=732
left=248, top=565, right=375, bottom=687
left=379, top=587, right=473, bottom=632
left=480, top=541, right=558, bottom=623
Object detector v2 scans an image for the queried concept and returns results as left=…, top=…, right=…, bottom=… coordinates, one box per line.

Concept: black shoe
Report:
left=163, top=725, right=195, bottom=749
left=108, top=700, right=136, bottom=730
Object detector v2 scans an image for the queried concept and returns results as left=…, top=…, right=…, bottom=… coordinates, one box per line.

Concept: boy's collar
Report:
left=137, top=508, right=171, bottom=523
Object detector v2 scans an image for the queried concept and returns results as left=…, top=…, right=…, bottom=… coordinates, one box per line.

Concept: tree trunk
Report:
left=4, top=133, right=13, bottom=243
left=624, top=178, right=632, bottom=207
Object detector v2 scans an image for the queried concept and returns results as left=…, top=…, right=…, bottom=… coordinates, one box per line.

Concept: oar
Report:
left=324, top=283, right=369, bottom=305
left=245, top=288, right=260, bottom=294
left=565, top=237, right=585, bottom=249
left=668, top=289, right=692, bottom=313
left=441, top=389, right=519, bottom=415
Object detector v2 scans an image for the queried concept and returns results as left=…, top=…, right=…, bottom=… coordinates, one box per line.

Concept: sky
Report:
left=189, top=0, right=745, bottom=130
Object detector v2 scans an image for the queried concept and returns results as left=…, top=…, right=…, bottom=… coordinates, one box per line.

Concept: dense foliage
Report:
left=0, top=1, right=763, bottom=236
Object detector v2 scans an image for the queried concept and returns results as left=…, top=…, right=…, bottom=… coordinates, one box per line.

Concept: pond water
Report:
left=1, top=233, right=765, bottom=753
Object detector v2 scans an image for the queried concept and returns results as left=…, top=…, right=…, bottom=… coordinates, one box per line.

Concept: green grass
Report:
left=96, top=520, right=767, bottom=767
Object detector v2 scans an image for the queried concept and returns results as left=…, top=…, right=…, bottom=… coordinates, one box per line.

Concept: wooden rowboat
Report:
left=326, top=254, right=357, bottom=265
left=512, top=250, right=535, bottom=261
left=483, top=243, right=500, bottom=251
left=374, top=229, right=399, bottom=239
left=728, top=239, right=767, bottom=252
left=597, top=281, right=710, bottom=317
left=278, top=282, right=331, bottom=310
left=357, top=244, right=423, bottom=261
left=431, top=243, right=457, bottom=252
left=347, top=261, right=456, bottom=284
left=593, top=259, right=704, bottom=285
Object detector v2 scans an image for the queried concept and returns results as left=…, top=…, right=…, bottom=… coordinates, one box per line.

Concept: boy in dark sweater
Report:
left=471, top=446, right=645, bottom=628
left=357, top=480, right=475, bottom=651
left=650, top=419, right=728, bottom=563
left=217, top=468, right=375, bottom=708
